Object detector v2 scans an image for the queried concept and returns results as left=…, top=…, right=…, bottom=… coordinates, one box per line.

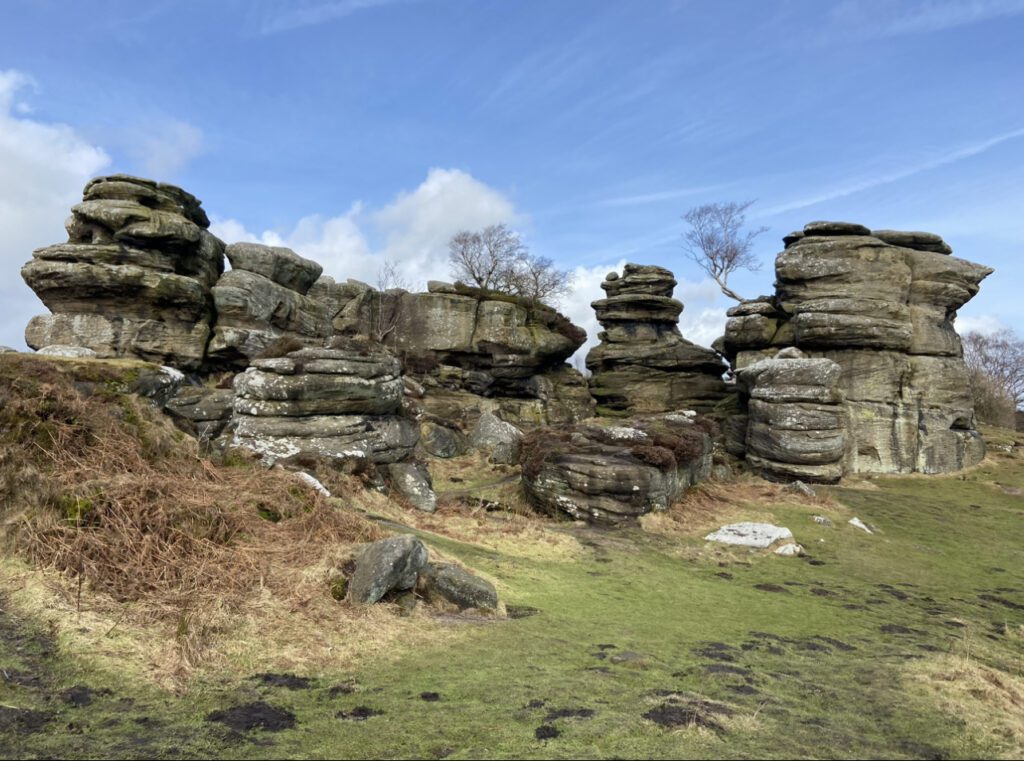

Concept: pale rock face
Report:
left=586, top=264, right=729, bottom=416
left=720, top=222, right=991, bottom=477
left=705, top=522, right=794, bottom=549
left=347, top=535, right=428, bottom=605
left=21, top=175, right=224, bottom=370
left=36, top=344, right=98, bottom=358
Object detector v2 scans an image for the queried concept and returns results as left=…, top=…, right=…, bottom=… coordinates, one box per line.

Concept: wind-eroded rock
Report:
left=720, top=222, right=991, bottom=476
left=520, top=413, right=714, bottom=524
left=22, top=175, right=224, bottom=369
left=231, top=342, right=418, bottom=465
left=586, top=265, right=728, bottom=416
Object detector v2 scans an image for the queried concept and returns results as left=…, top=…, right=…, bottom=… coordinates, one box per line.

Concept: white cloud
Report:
left=955, top=314, right=1009, bottom=336
left=126, top=119, right=203, bottom=178
left=0, top=69, right=111, bottom=350
left=212, top=168, right=518, bottom=290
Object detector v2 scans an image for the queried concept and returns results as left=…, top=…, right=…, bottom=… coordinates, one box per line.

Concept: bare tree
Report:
left=448, top=224, right=525, bottom=293
left=682, top=200, right=767, bottom=302
left=373, top=258, right=409, bottom=342
left=509, top=253, right=572, bottom=307
left=962, top=328, right=1024, bottom=426
left=448, top=224, right=572, bottom=308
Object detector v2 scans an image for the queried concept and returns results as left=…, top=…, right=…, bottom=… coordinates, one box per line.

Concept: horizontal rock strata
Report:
left=586, top=264, right=728, bottom=416
left=520, top=413, right=714, bottom=525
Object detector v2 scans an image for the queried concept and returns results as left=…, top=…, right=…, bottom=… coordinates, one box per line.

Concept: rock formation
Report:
left=312, top=278, right=594, bottom=428
left=735, top=348, right=847, bottom=482
left=21, top=175, right=225, bottom=369
left=207, top=243, right=331, bottom=366
left=520, top=413, right=714, bottom=524
left=586, top=265, right=729, bottom=416
left=720, top=222, right=992, bottom=475
left=230, top=341, right=418, bottom=465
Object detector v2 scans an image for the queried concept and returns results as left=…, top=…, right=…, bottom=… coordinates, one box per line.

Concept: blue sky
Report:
left=2, top=0, right=1023, bottom=354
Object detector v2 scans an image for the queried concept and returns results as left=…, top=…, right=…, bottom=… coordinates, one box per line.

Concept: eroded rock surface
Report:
left=720, top=223, right=990, bottom=475
left=22, top=175, right=224, bottom=369
left=230, top=341, right=418, bottom=465
left=586, top=265, right=728, bottom=416
left=520, top=413, right=714, bottom=524
left=347, top=535, right=428, bottom=604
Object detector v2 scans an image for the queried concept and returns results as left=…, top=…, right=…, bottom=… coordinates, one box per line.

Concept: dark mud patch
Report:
left=62, top=684, right=111, bottom=707
left=327, top=683, right=357, bottom=697
left=880, top=624, right=925, bottom=636
left=810, top=587, right=835, bottom=597
left=1, top=668, right=43, bottom=689
left=506, top=605, right=540, bottom=619
left=206, top=702, right=296, bottom=732
left=252, top=673, right=312, bottom=690
left=0, top=705, right=51, bottom=734
left=420, top=692, right=441, bottom=702
left=642, top=701, right=727, bottom=732
left=726, top=684, right=759, bottom=695
left=754, top=584, right=789, bottom=593
left=692, top=642, right=738, bottom=662
left=705, top=664, right=752, bottom=677
left=813, top=636, right=855, bottom=652
left=596, top=643, right=617, bottom=650
left=878, top=584, right=910, bottom=601
left=544, top=707, right=595, bottom=721
left=535, top=724, right=559, bottom=740
left=978, top=593, right=1024, bottom=611
left=715, top=572, right=734, bottom=580
left=336, top=706, right=383, bottom=721
left=524, top=699, right=546, bottom=709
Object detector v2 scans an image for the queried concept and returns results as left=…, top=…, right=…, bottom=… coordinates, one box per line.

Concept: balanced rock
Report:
left=207, top=243, right=331, bottom=366
left=520, top=413, right=714, bottom=524
left=720, top=222, right=991, bottom=476
left=230, top=341, right=418, bottom=465
left=586, top=264, right=728, bottom=416
left=22, top=175, right=224, bottom=369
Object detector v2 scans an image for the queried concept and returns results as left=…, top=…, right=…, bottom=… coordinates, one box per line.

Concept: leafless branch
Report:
left=682, top=200, right=767, bottom=302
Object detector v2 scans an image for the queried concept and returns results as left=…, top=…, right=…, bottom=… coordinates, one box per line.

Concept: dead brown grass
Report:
left=0, top=353, right=384, bottom=628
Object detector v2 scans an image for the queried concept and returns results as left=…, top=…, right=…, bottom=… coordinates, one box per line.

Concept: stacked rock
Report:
left=311, top=277, right=594, bottom=427
left=719, top=222, right=991, bottom=475
left=207, top=243, right=331, bottom=366
left=520, top=413, right=714, bottom=525
left=230, top=340, right=417, bottom=465
left=586, top=264, right=728, bottom=416
left=735, top=348, right=847, bottom=483
left=21, top=175, right=224, bottom=369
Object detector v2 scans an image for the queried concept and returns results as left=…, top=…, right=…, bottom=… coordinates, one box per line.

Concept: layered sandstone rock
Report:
left=22, top=175, right=224, bottom=369
left=586, top=265, right=729, bottom=416
left=720, top=223, right=991, bottom=475
left=230, top=341, right=417, bottom=465
left=311, top=277, right=593, bottom=427
left=735, top=349, right=847, bottom=483
left=206, top=243, right=330, bottom=366
left=520, top=413, right=714, bottom=525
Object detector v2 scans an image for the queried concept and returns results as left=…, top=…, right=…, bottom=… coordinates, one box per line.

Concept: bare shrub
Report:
left=682, top=200, right=767, bottom=302
left=962, top=329, right=1024, bottom=428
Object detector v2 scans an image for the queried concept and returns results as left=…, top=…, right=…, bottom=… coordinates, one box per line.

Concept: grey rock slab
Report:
left=385, top=462, right=437, bottom=513
left=424, top=563, right=499, bottom=611
left=225, top=242, right=323, bottom=295
left=347, top=535, right=429, bottom=604
left=705, top=522, right=794, bottom=549
left=36, top=345, right=97, bottom=358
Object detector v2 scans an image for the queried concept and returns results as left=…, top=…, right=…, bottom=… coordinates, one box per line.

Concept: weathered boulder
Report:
left=520, top=413, right=714, bottom=525
left=36, top=345, right=97, bottom=358
left=164, top=387, right=235, bottom=441
left=705, top=522, right=794, bottom=549
left=419, top=421, right=469, bottom=459
left=385, top=462, right=437, bottom=513
left=471, top=412, right=524, bottom=465
left=230, top=341, right=419, bottom=465
left=421, top=563, right=499, bottom=611
left=720, top=222, right=991, bottom=476
left=207, top=244, right=331, bottom=366
left=21, top=175, right=224, bottom=369
left=347, top=535, right=428, bottom=604
left=736, top=350, right=847, bottom=483
left=586, top=265, right=729, bottom=416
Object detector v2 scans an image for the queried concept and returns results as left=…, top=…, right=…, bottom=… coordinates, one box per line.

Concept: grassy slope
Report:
left=2, top=431, right=1023, bottom=759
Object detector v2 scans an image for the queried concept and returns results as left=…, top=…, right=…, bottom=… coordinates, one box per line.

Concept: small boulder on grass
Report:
left=385, top=462, right=437, bottom=513
left=422, top=563, right=499, bottom=612
left=347, top=535, right=428, bottom=604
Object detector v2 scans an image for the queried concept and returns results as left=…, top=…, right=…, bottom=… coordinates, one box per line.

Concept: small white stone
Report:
left=294, top=471, right=330, bottom=497
left=160, top=365, right=185, bottom=381
left=848, top=517, right=875, bottom=534
left=36, top=345, right=97, bottom=358
left=774, top=542, right=805, bottom=556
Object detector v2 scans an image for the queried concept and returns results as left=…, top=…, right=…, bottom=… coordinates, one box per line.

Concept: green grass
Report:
left=3, top=444, right=1023, bottom=758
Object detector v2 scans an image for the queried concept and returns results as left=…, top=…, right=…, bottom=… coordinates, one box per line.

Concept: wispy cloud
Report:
left=758, top=126, right=1024, bottom=217
left=830, top=0, right=1024, bottom=38
left=598, top=184, right=726, bottom=208
left=259, top=0, right=419, bottom=35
